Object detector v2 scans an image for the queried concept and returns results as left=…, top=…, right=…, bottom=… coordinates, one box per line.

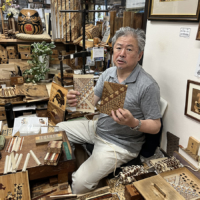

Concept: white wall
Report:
left=143, top=20, right=200, bottom=167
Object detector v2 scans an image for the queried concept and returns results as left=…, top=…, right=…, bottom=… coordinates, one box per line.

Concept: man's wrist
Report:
left=130, top=119, right=141, bottom=131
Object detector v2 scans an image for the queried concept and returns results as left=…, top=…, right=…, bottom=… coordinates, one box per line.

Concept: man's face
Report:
left=113, top=35, right=143, bottom=70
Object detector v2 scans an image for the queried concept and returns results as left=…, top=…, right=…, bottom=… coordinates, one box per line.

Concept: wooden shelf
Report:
left=0, top=38, right=51, bottom=43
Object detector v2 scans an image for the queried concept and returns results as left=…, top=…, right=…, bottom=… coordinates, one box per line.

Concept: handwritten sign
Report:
left=180, top=28, right=191, bottom=38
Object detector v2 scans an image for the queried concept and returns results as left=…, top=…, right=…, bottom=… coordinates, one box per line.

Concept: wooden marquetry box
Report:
left=17, top=44, right=31, bottom=53
left=10, top=76, right=24, bottom=86
left=44, top=152, right=61, bottom=166
left=47, top=140, right=63, bottom=153
left=20, top=52, right=32, bottom=60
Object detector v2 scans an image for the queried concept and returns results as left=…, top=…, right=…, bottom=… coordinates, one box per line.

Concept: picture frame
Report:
left=185, top=80, right=200, bottom=122
left=148, top=0, right=200, bottom=21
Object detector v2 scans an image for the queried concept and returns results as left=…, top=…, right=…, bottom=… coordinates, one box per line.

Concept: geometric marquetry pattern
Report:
left=98, top=81, right=128, bottom=115
left=164, top=173, right=200, bottom=200
left=73, top=74, right=94, bottom=112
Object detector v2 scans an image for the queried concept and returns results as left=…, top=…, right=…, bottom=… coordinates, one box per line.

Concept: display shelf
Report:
left=0, top=38, right=52, bottom=43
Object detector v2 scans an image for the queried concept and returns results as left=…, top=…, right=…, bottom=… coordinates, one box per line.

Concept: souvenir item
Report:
left=98, top=82, right=128, bottom=115
left=73, top=74, right=94, bottom=113
left=18, top=9, right=43, bottom=34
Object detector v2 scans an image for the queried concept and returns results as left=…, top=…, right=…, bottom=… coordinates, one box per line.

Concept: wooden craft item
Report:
left=186, top=136, right=200, bottom=155
left=7, top=155, right=12, bottom=173
left=114, top=17, right=123, bottom=34
left=134, top=172, right=156, bottom=181
left=35, top=133, right=63, bottom=144
left=118, top=165, right=148, bottom=185
left=44, top=152, right=60, bottom=166
left=0, top=7, right=5, bottom=34
left=173, top=151, right=200, bottom=179
left=133, top=175, right=185, bottom=200
left=0, top=171, right=31, bottom=199
left=10, top=151, right=16, bottom=171
left=0, top=107, right=6, bottom=121
left=0, top=135, right=5, bottom=150
left=47, top=101, right=65, bottom=125
left=73, top=74, right=94, bottom=113
left=167, top=131, right=180, bottom=157
left=15, top=84, right=49, bottom=97
left=50, top=194, right=77, bottom=199
left=16, top=153, right=23, bottom=170
left=77, top=186, right=110, bottom=200
left=0, top=132, right=76, bottom=184
left=21, top=52, right=32, bottom=60
left=86, top=192, right=112, bottom=200
left=107, top=178, right=125, bottom=200
left=30, top=150, right=42, bottom=166
left=63, top=142, right=72, bottom=160
left=124, top=184, right=144, bottom=200
left=49, top=82, right=68, bottom=111
left=150, top=156, right=183, bottom=174
left=110, top=11, right=116, bottom=39
left=22, top=152, right=30, bottom=172
left=47, top=141, right=63, bottom=153
left=18, top=9, right=43, bottom=34
left=98, top=82, right=128, bottom=115
left=4, top=155, right=9, bottom=174
left=132, top=13, right=143, bottom=29
left=123, top=11, right=133, bottom=28
left=160, top=167, right=200, bottom=200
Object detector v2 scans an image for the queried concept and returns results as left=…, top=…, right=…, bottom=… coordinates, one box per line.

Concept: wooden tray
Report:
left=133, top=174, right=185, bottom=200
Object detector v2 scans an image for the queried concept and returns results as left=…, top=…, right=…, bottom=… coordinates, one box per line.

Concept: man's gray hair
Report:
left=112, top=27, right=146, bottom=53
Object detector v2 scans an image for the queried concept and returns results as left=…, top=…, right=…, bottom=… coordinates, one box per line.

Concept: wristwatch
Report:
left=130, top=119, right=141, bottom=131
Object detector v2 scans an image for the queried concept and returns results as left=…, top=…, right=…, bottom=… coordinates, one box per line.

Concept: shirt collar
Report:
left=109, top=63, right=141, bottom=83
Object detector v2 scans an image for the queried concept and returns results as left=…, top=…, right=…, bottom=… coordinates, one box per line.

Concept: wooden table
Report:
left=0, top=131, right=77, bottom=183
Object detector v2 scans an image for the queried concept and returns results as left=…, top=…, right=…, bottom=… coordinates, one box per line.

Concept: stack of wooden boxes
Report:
left=6, top=46, right=18, bottom=59
left=17, top=44, right=32, bottom=60
left=0, top=45, right=8, bottom=64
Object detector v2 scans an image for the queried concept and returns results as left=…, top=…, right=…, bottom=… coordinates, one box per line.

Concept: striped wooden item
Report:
left=58, top=0, right=62, bottom=39
left=54, top=0, right=59, bottom=38
left=98, top=82, right=128, bottom=115
left=63, top=0, right=70, bottom=41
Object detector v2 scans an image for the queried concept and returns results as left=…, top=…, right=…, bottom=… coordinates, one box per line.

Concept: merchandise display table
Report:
left=0, top=131, right=76, bottom=183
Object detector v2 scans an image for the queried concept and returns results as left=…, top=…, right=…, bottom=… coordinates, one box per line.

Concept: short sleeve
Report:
left=140, top=82, right=161, bottom=120
left=94, top=72, right=106, bottom=98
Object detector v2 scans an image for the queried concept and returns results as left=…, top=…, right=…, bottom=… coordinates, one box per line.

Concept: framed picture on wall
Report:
left=148, top=0, right=200, bottom=21
left=185, top=80, right=200, bottom=122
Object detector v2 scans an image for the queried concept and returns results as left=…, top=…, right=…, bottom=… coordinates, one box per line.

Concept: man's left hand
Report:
left=111, top=108, right=138, bottom=127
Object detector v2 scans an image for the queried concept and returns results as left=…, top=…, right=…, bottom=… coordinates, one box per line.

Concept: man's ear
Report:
left=138, top=51, right=143, bottom=61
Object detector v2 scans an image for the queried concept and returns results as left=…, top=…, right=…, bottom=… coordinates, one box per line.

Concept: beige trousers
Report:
left=57, top=120, right=137, bottom=194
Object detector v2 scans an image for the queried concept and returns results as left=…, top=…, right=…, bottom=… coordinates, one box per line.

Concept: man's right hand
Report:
left=66, top=90, right=80, bottom=107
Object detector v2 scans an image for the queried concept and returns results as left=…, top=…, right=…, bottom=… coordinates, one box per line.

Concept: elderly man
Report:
left=57, top=27, right=161, bottom=194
